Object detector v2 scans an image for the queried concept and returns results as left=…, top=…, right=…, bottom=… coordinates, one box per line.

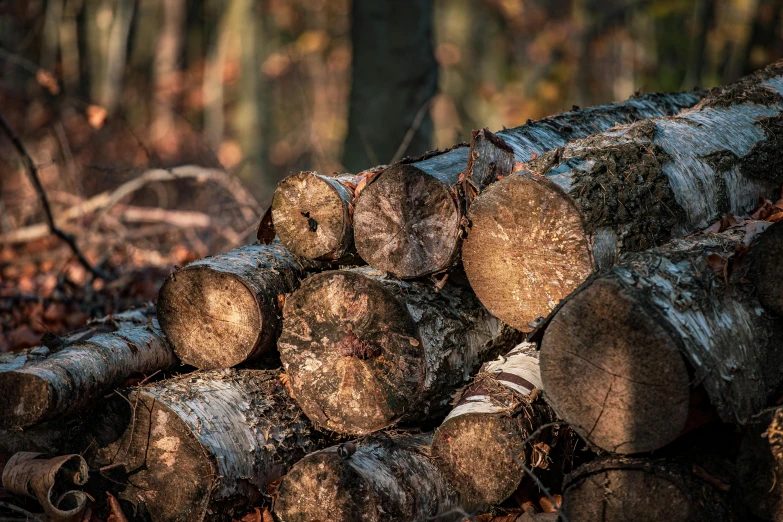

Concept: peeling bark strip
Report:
left=736, top=408, right=783, bottom=521
left=353, top=91, right=705, bottom=279
left=278, top=266, right=521, bottom=435
left=0, top=317, right=176, bottom=429
left=96, top=369, right=328, bottom=522
left=271, top=172, right=356, bottom=260
left=431, top=344, right=571, bottom=513
left=463, top=61, right=783, bottom=331
left=2, top=452, right=90, bottom=522
left=540, top=221, right=783, bottom=454
left=157, top=242, right=319, bottom=369
left=562, top=457, right=735, bottom=522
left=273, top=433, right=459, bottom=522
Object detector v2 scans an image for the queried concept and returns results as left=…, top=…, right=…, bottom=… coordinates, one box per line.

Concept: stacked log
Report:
left=0, top=308, right=176, bottom=429
left=157, top=242, right=319, bottom=369
left=352, top=90, right=705, bottom=279
left=273, top=433, right=459, bottom=522
left=736, top=408, right=783, bottom=521
left=277, top=266, right=522, bottom=435
left=431, top=343, right=576, bottom=513
left=539, top=220, right=783, bottom=454
left=463, top=60, right=783, bottom=331
left=95, top=369, right=330, bottom=522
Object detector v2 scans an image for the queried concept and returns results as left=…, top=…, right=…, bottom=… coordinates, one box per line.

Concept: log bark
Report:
left=561, top=457, right=735, bottom=522
left=353, top=90, right=705, bottom=279
left=463, top=60, right=783, bottom=331
left=95, top=369, right=329, bottom=522
left=0, top=309, right=176, bottom=429
left=273, top=433, right=460, bottom=522
left=539, top=220, right=783, bottom=454
left=278, top=266, right=522, bottom=435
left=157, top=242, right=319, bottom=369
left=431, top=343, right=575, bottom=513
left=736, top=408, right=783, bottom=521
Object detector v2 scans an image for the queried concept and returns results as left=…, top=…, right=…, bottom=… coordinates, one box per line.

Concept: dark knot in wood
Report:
left=338, top=329, right=381, bottom=360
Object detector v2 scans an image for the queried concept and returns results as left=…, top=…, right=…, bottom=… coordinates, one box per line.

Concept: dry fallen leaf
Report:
left=539, top=494, right=562, bottom=513
left=86, top=105, right=108, bottom=129
left=107, top=492, right=129, bottom=522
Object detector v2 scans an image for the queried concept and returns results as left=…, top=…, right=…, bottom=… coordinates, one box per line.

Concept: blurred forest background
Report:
left=1, top=0, right=783, bottom=349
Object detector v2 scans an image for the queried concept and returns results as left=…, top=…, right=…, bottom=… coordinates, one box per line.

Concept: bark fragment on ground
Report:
left=278, top=266, right=522, bottom=435
left=463, top=61, right=783, bottom=331
left=540, top=220, right=783, bottom=454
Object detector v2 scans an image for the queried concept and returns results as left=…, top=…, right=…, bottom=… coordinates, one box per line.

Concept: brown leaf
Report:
left=705, top=253, right=727, bottom=276
left=277, top=293, right=287, bottom=311
left=539, top=494, right=562, bottom=513
left=692, top=464, right=731, bottom=492
left=107, top=492, right=129, bottom=522
left=86, top=105, right=108, bottom=129
left=36, top=69, right=60, bottom=95
left=769, top=211, right=783, bottom=222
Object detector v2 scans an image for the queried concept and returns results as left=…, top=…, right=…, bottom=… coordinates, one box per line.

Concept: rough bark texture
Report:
left=463, top=61, right=783, bottom=331
left=273, top=432, right=459, bottom=522
left=2, top=452, right=90, bottom=522
left=540, top=221, right=783, bottom=454
left=562, top=457, right=735, bottom=522
left=278, top=266, right=522, bottom=435
left=0, top=311, right=175, bottom=429
left=736, top=408, right=783, bottom=521
left=342, top=0, right=437, bottom=172
left=95, top=369, right=329, bottom=522
left=355, top=91, right=705, bottom=279
left=271, top=172, right=356, bottom=261
left=157, top=242, right=319, bottom=369
left=431, top=343, right=572, bottom=513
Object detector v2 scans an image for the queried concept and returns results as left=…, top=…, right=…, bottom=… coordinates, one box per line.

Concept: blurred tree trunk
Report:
left=151, top=0, right=185, bottom=150
left=342, top=0, right=437, bottom=172
left=743, top=0, right=783, bottom=75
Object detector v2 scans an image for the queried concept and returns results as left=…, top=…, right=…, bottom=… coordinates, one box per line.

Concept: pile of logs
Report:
left=3, top=60, right=783, bottom=522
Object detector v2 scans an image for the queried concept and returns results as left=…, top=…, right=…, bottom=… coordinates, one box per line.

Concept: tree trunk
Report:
left=736, top=408, right=783, bottom=521
left=354, top=90, right=705, bottom=279
left=0, top=308, right=176, bottom=429
left=342, top=0, right=437, bottom=172
left=156, top=242, right=319, bottom=369
left=278, top=266, right=522, bottom=435
left=463, top=61, right=783, bottom=331
left=431, top=343, right=576, bottom=513
left=539, top=220, right=783, bottom=454
left=273, top=432, right=459, bottom=522
left=269, top=167, right=385, bottom=261
left=95, top=369, right=329, bottom=522
left=562, top=457, right=735, bottom=522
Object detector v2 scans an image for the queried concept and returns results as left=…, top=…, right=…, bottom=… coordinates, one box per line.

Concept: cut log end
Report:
left=750, top=220, right=783, bottom=316
left=279, top=270, right=424, bottom=434
left=354, top=164, right=461, bottom=278
left=463, top=173, right=593, bottom=331
left=0, top=373, right=50, bottom=429
left=431, top=413, right=523, bottom=508
left=540, top=277, right=691, bottom=454
left=157, top=267, right=261, bottom=369
left=273, top=452, right=371, bottom=522
left=272, top=172, right=353, bottom=260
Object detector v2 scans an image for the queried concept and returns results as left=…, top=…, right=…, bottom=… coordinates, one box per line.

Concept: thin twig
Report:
left=0, top=113, right=111, bottom=280
left=391, top=97, right=433, bottom=163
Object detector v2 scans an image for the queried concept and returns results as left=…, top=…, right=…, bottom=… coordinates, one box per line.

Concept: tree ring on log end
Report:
left=278, top=270, right=425, bottom=434
left=157, top=267, right=262, bottom=370
left=0, top=373, right=51, bottom=429
left=272, top=172, right=352, bottom=260
left=431, top=413, right=523, bottom=509
left=540, top=278, right=690, bottom=454
left=462, top=174, right=593, bottom=331
left=273, top=451, right=373, bottom=522
left=353, top=164, right=461, bottom=278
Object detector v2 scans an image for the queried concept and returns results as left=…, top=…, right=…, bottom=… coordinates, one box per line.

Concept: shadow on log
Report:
left=464, top=61, right=783, bottom=331
left=278, top=266, right=521, bottom=435
left=736, top=408, right=783, bottom=521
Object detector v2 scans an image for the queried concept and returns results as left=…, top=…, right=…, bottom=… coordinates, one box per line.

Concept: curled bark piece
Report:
left=273, top=433, right=459, bottom=522
left=432, top=343, right=574, bottom=513
left=0, top=317, right=176, bottom=429
left=464, top=61, right=783, bottom=331
left=278, top=266, right=522, bottom=435
left=95, top=369, right=329, bottom=522
left=354, top=91, right=704, bottom=279
left=540, top=220, right=783, bottom=454
left=562, top=456, right=736, bottom=522
left=736, top=408, right=783, bottom=521
left=157, top=242, right=319, bottom=369
left=2, top=451, right=89, bottom=522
